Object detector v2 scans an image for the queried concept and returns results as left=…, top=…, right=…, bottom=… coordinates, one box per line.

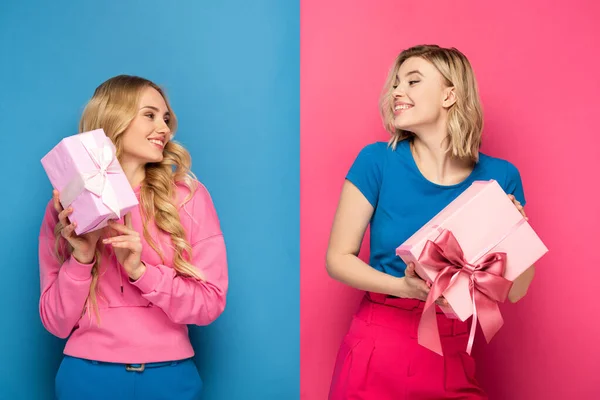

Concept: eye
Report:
left=409, top=80, right=420, bottom=86
left=145, top=112, right=155, bottom=119
left=164, top=117, right=170, bottom=124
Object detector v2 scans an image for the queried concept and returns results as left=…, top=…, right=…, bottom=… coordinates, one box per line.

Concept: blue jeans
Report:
left=55, top=356, right=203, bottom=400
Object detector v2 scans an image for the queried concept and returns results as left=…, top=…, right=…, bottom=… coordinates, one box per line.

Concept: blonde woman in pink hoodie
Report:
left=38, top=75, right=228, bottom=400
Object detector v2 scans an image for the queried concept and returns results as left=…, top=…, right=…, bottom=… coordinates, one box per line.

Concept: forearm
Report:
left=39, top=256, right=94, bottom=338
left=133, top=262, right=227, bottom=325
left=326, top=252, right=403, bottom=296
left=131, top=233, right=228, bottom=325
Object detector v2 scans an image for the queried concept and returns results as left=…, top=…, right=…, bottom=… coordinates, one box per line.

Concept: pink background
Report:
left=300, top=1, right=600, bottom=399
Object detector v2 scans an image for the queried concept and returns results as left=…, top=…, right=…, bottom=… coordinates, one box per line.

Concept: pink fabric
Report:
left=38, top=181, right=228, bottom=363
left=329, top=293, right=487, bottom=400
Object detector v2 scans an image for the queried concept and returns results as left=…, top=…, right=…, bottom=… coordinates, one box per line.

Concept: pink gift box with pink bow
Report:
left=396, top=179, right=548, bottom=355
left=41, top=129, right=138, bottom=235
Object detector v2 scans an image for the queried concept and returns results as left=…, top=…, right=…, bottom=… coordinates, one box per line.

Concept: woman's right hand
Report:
left=399, top=262, right=448, bottom=306
left=53, top=190, right=102, bottom=264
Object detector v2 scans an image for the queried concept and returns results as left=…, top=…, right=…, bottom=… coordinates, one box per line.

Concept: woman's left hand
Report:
left=508, top=194, right=528, bottom=220
left=103, top=213, right=146, bottom=281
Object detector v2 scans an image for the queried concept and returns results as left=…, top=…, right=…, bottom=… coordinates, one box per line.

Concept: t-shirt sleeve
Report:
left=504, top=161, right=526, bottom=206
left=345, top=143, right=384, bottom=207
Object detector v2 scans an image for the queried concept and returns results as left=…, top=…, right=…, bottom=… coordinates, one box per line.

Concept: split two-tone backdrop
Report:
left=1, top=0, right=599, bottom=399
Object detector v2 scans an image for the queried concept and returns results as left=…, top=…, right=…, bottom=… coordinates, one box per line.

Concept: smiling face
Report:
left=390, top=56, right=456, bottom=134
left=119, top=86, right=173, bottom=166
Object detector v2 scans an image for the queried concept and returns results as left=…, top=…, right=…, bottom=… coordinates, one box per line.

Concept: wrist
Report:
left=391, top=276, right=408, bottom=298
left=72, top=251, right=95, bottom=265
left=129, top=262, right=147, bottom=282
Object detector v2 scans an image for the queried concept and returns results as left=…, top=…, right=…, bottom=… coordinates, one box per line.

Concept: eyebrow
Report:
left=397, top=70, right=424, bottom=79
left=141, top=105, right=170, bottom=116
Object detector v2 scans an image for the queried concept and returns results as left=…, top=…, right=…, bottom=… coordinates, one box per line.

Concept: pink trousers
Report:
left=329, top=293, right=488, bottom=400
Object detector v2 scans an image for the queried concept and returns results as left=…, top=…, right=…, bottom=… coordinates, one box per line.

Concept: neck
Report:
left=410, top=122, right=474, bottom=186
left=119, top=156, right=146, bottom=188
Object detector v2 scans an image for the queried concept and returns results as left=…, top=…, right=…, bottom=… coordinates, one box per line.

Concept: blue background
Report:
left=0, top=1, right=299, bottom=399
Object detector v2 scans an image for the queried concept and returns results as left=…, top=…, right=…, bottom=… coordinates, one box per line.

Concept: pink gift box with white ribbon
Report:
left=41, top=129, right=139, bottom=235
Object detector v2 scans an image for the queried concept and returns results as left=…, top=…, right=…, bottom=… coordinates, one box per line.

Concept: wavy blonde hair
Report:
left=53, top=75, right=203, bottom=322
left=380, top=44, right=484, bottom=162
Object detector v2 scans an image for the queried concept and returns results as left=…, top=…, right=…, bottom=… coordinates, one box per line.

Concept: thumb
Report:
left=405, top=262, right=416, bottom=277
left=124, top=213, right=133, bottom=230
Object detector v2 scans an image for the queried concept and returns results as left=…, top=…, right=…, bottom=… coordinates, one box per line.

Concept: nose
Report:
left=156, top=118, right=171, bottom=135
left=392, top=85, right=406, bottom=98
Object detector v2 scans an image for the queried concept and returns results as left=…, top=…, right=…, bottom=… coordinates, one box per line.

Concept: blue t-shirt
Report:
left=346, top=140, right=526, bottom=278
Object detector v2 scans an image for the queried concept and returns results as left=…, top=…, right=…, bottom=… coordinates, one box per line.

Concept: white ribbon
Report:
left=60, top=131, right=122, bottom=218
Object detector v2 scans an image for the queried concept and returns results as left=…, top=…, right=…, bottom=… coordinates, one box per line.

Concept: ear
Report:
left=442, top=87, right=457, bottom=108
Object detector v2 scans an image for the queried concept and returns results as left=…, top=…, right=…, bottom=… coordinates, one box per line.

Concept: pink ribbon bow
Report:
left=417, top=229, right=513, bottom=356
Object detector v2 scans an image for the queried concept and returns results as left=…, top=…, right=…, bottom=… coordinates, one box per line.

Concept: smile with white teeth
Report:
left=394, top=104, right=413, bottom=111
left=149, top=139, right=164, bottom=147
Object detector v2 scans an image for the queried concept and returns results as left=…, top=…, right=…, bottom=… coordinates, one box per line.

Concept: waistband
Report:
left=65, top=356, right=191, bottom=372
left=366, top=292, right=430, bottom=311
left=357, top=292, right=469, bottom=338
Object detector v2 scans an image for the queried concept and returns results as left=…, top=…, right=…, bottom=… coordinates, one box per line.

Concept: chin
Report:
left=149, top=148, right=166, bottom=163
left=140, top=154, right=164, bottom=165
left=393, top=114, right=409, bottom=129
left=393, top=120, right=415, bottom=132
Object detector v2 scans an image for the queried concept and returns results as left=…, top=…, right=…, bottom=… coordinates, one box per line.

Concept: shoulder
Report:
left=478, top=153, right=523, bottom=190
left=356, top=141, right=393, bottom=158
left=478, top=153, right=521, bottom=175
left=351, top=141, right=397, bottom=168
left=174, top=179, right=222, bottom=237
left=174, top=179, right=216, bottom=213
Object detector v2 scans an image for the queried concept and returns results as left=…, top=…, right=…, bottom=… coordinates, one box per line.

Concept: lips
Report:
left=393, top=102, right=413, bottom=115
left=148, top=138, right=165, bottom=149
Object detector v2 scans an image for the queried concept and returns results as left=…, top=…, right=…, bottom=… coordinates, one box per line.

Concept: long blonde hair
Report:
left=380, top=44, right=484, bottom=162
left=54, top=75, right=203, bottom=322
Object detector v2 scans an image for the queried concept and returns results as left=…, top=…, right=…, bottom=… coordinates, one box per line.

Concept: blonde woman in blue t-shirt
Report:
left=326, top=44, right=534, bottom=400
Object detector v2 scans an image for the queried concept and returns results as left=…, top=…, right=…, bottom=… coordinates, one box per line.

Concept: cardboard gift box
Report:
left=396, top=180, right=548, bottom=355
left=41, top=129, right=138, bottom=235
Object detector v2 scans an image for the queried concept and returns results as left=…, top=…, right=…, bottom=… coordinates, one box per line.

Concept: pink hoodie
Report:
left=38, top=181, right=228, bottom=364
